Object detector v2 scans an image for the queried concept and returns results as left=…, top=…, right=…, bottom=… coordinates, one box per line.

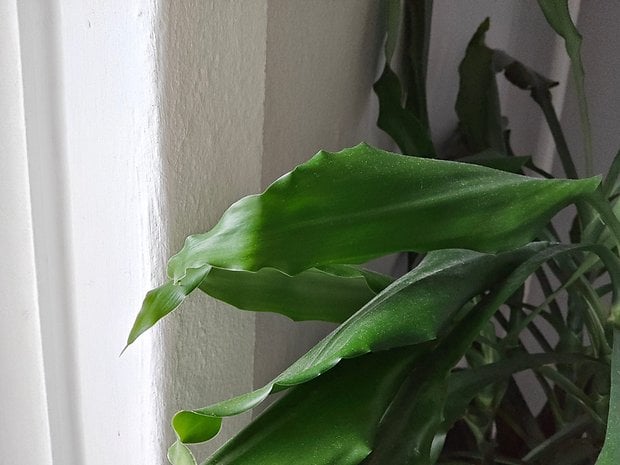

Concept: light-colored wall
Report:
left=255, top=0, right=388, bottom=399
left=560, top=2, right=620, bottom=176
left=0, top=2, right=52, bottom=464
left=155, top=0, right=267, bottom=458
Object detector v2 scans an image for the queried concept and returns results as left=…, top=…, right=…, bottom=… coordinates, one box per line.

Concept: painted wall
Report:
left=154, top=0, right=267, bottom=458
left=0, top=2, right=52, bottom=463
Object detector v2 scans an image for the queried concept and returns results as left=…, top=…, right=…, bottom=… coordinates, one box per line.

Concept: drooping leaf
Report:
left=537, top=0, right=593, bottom=176
left=496, top=48, right=578, bottom=180
left=374, top=0, right=435, bottom=155
left=167, top=144, right=599, bottom=281
left=198, top=265, right=391, bottom=323
left=125, top=266, right=209, bottom=348
left=172, top=244, right=548, bottom=444
left=201, top=348, right=420, bottom=465
left=456, top=18, right=506, bottom=154
left=127, top=264, right=389, bottom=347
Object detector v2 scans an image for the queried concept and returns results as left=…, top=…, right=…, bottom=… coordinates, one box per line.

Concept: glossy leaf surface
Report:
left=127, top=264, right=389, bottom=347
left=172, top=244, right=547, bottom=444
left=167, top=144, right=599, bottom=281
left=202, top=348, right=419, bottom=465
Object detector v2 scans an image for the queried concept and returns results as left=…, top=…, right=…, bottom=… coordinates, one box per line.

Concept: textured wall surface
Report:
left=155, top=0, right=267, bottom=458
left=255, top=0, right=389, bottom=399
left=0, top=2, right=52, bottom=463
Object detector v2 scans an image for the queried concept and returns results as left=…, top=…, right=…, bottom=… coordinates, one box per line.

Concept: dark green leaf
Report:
left=497, top=48, right=577, bottom=179
left=126, top=264, right=390, bottom=348
left=595, top=329, right=620, bottom=465
left=444, top=352, right=594, bottom=430
left=456, top=18, right=506, bottom=154
left=173, top=244, right=547, bottom=444
left=374, top=65, right=435, bottom=156
left=202, top=348, right=420, bottom=465
left=167, top=144, right=599, bottom=280
left=402, top=0, right=433, bottom=127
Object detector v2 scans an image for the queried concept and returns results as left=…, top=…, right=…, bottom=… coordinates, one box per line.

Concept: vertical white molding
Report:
left=16, top=2, right=85, bottom=464
left=58, top=1, right=161, bottom=464
left=0, top=1, right=53, bottom=464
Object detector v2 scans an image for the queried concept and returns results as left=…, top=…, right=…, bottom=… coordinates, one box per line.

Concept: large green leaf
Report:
left=171, top=244, right=547, bottom=444
left=126, top=264, right=389, bottom=347
left=167, top=144, right=599, bottom=281
left=200, top=348, right=421, bottom=465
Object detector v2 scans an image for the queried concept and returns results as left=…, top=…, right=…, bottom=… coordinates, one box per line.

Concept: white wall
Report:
left=154, top=0, right=267, bottom=457
left=0, top=2, right=52, bottom=463
left=255, top=0, right=388, bottom=397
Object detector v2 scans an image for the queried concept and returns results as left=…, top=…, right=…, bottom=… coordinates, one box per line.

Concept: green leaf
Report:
left=497, top=48, right=578, bottom=180
left=444, top=352, right=594, bottom=431
left=198, top=265, right=391, bottom=323
left=168, top=441, right=197, bottom=465
left=126, top=264, right=390, bottom=348
left=456, top=18, right=506, bottom=154
left=167, top=144, right=599, bottom=281
left=458, top=150, right=530, bottom=173
left=361, top=363, right=448, bottom=465
left=402, top=0, right=433, bottom=127
left=374, top=65, right=435, bottom=156
left=537, top=0, right=593, bottom=176
left=172, top=244, right=547, bottom=444
left=595, top=329, right=620, bottom=465
left=201, top=348, right=420, bottom=465
left=125, top=266, right=209, bottom=348
left=369, top=243, right=620, bottom=464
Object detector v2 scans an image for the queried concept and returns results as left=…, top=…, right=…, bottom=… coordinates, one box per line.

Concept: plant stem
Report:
left=533, top=89, right=578, bottom=179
